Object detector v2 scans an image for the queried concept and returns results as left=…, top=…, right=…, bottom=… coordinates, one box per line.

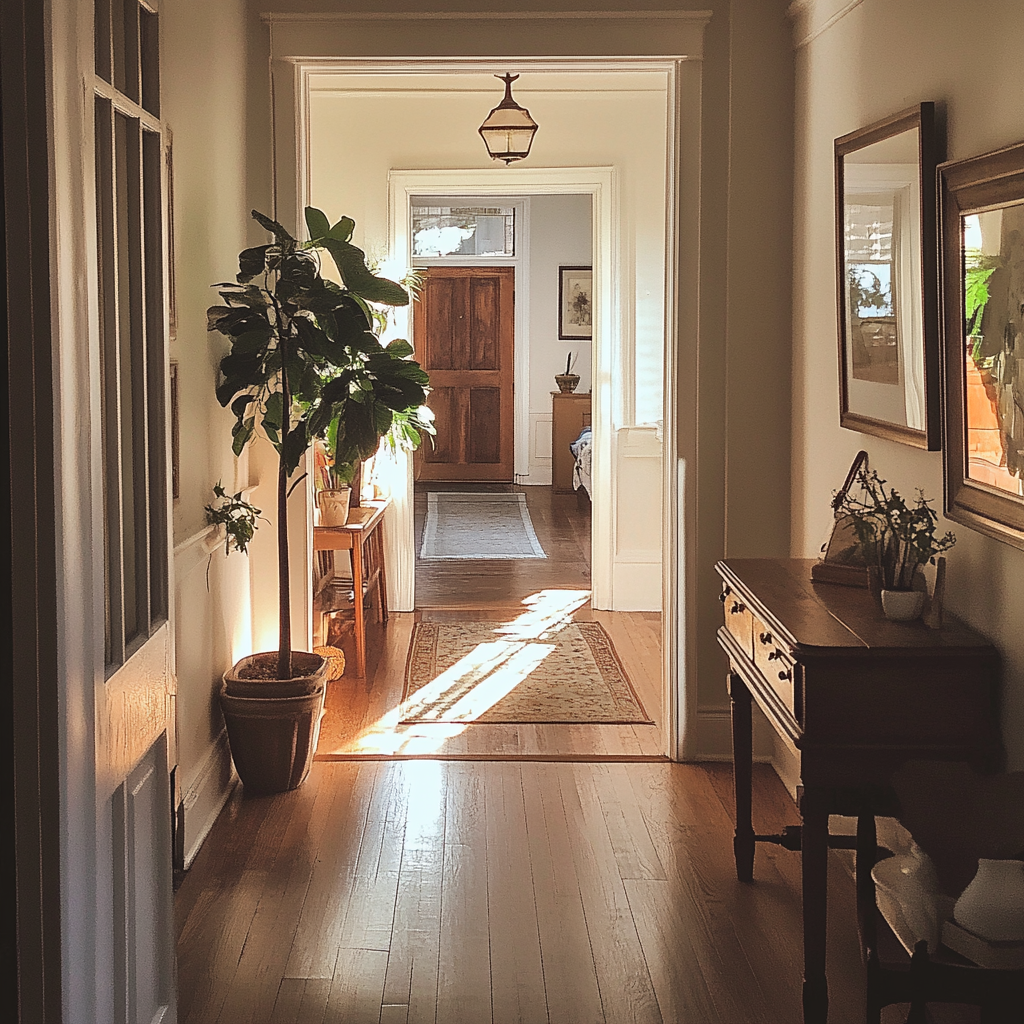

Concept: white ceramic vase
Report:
left=871, top=842, right=951, bottom=953
left=881, top=589, right=925, bottom=622
left=317, top=487, right=351, bottom=527
left=954, top=858, right=1024, bottom=942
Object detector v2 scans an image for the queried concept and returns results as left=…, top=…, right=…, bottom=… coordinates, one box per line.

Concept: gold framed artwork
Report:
left=939, top=139, right=1024, bottom=549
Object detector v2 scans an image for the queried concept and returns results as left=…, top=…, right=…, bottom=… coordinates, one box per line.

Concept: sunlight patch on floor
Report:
left=353, top=589, right=591, bottom=754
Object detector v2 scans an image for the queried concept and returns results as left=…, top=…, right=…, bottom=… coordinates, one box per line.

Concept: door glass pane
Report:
left=411, top=202, right=515, bottom=257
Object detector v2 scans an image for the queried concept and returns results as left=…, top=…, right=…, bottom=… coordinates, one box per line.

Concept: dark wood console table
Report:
left=716, top=558, right=1000, bottom=1024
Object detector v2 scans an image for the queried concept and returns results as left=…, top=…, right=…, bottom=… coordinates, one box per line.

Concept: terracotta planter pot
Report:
left=220, top=651, right=328, bottom=794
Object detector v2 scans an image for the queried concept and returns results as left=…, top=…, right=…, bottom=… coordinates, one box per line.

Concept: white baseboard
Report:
left=180, top=729, right=237, bottom=869
left=610, top=560, right=663, bottom=611
left=686, top=705, right=776, bottom=761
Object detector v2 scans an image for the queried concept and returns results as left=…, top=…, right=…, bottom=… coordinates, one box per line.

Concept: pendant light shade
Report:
left=478, top=73, right=538, bottom=165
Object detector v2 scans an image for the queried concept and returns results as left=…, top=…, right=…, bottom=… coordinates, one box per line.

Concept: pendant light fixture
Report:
left=478, top=73, right=538, bottom=165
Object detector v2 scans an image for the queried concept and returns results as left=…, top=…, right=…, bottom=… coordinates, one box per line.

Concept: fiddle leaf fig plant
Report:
left=208, top=207, right=429, bottom=679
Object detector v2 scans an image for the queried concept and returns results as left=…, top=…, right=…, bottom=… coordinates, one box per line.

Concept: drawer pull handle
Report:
left=719, top=586, right=731, bottom=603
left=759, top=632, right=772, bottom=645
left=778, top=669, right=792, bottom=682
left=767, top=649, right=779, bottom=661
left=730, top=601, right=746, bottom=614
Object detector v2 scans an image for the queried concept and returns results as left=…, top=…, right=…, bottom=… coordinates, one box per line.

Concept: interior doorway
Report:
left=290, top=59, right=688, bottom=760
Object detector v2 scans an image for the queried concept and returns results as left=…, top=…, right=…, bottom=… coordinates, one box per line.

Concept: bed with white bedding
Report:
left=569, top=425, right=593, bottom=498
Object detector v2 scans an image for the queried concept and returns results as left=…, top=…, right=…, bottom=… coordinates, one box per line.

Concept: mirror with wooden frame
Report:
left=835, top=103, right=941, bottom=448
left=940, top=140, right=1024, bottom=548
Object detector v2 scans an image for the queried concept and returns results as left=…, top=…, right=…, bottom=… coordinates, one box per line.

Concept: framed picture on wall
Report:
left=939, top=138, right=1024, bottom=550
left=558, top=265, right=593, bottom=340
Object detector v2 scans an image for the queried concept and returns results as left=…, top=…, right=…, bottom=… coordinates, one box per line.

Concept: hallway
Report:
left=175, top=760, right=873, bottom=1024
left=315, top=485, right=662, bottom=759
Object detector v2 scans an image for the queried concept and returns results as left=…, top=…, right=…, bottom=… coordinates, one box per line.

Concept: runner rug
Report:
left=400, top=620, right=652, bottom=725
left=419, top=491, right=546, bottom=560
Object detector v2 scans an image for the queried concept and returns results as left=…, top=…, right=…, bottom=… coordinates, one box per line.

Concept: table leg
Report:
left=352, top=538, right=366, bottom=679
left=376, top=526, right=388, bottom=626
left=800, top=786, right=830, bottom=1024
left=729, top=670, right=755, bottom=882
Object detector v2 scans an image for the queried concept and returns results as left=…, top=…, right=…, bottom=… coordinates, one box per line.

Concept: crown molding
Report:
left=261, top=10, right=713, bottom=23
left=265, top=11, right=711, bottom=61
left=787, top=0, right=866, bottom=50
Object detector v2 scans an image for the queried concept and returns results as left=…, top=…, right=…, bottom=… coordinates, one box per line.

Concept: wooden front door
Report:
left=414, top=266, right=514, bottom=481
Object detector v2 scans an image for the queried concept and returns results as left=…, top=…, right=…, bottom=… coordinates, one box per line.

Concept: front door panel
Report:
left=414, top=266, right=514, bottom=481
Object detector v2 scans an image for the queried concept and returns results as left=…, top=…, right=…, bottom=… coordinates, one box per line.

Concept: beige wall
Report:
left=790, top=0, right=1024, bottom=768
left=164, top=0, right=266, bottom=863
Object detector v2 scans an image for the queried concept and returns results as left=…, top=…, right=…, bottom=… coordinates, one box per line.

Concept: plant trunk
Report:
left=349, top=459, right=361, bottom=508
left=277, top=331, right=293, bottom=680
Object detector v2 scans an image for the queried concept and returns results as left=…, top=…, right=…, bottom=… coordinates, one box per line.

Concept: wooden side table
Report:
left=716, top=557, right=1000, bottom=1023
left=313, top=498, right=390, bottom=679
left=551, top=390, right=591, bottom=493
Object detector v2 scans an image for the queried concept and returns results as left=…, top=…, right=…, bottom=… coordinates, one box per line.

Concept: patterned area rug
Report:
left=419, top=492, right=546, bottom=560
left=401, top=620, right=651, bottom=725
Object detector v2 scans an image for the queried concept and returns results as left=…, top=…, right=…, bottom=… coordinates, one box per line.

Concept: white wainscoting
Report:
left=524, top=413, right=553, bottom=485
left=612, top=426, right=663, bottom=611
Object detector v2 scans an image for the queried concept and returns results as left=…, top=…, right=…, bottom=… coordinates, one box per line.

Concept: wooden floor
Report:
left=413, top=483, right=593, bottom=610
left=316, top=485, right=663, bottom=759
left=176, top=760, right=886, bottom=1024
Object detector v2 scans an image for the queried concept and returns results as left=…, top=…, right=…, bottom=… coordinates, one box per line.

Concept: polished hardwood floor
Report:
left=413, top=483, right=593, bottom=610
left=176, top=487, right=968, bottom=1024
left=176, top=760, right=885, bottom=1024
left=315, top=485, right=663, bottom=759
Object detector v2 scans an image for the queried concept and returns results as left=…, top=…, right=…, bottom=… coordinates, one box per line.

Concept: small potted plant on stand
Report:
left=835, top=467, right=956, bottom=621
left=208, top=206, right=427, bottom=793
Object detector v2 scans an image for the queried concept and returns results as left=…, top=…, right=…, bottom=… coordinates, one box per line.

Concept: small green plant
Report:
left=205, top=482, right=265, bottom=556
left=835, top=469, right=955, bottom=591
left=964, top=251, right=1003, bottom=361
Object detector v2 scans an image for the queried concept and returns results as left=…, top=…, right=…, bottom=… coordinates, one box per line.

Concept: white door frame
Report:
left=388, top=168, right=616, bottom=611
left=269, top=13, right=711, bottom=762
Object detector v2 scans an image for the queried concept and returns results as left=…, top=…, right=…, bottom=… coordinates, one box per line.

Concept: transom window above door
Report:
left=411, top=200, right=516, bottom=258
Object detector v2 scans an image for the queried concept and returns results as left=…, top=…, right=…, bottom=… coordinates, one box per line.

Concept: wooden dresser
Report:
left=551, top=390, right=591, bottom=493
left=716, top=558, right=1001, bottom=1023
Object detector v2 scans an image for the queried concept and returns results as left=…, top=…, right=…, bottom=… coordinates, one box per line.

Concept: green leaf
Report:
left=231, top=326, right=273, bottom=355
left=328, top=216, right=355, bottom=243
left=319, top=238, right=409, bottom=306
left=386, top=338, right=414, bottom=358
left=231, top=394, right=255, bottom=419
left=251, top=209, right=295, bottom=242
left=220, top=285, right=271, bottom=310
left=216, top=378, right=239, bottom=407
left=231, top=417, right=255, bottom=456
left=237, top=245, right=270, bottom=282
left=304, top=207, right=331, bottom=241
left=264, top=391, right=284, bottom=431
left=281, top=425, right=310, bottom=475
left=207, top=304, right=268, bottom=337
left=219, top=351, right=262, bottom=383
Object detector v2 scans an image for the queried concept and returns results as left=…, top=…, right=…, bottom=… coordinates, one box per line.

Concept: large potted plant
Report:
left=208, top=207, right=429, bottom=792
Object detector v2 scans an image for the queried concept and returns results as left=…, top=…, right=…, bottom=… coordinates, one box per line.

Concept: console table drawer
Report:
left=752, top=614, right=796, bottom=716
left=721, top=584, right=753, bottom=654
